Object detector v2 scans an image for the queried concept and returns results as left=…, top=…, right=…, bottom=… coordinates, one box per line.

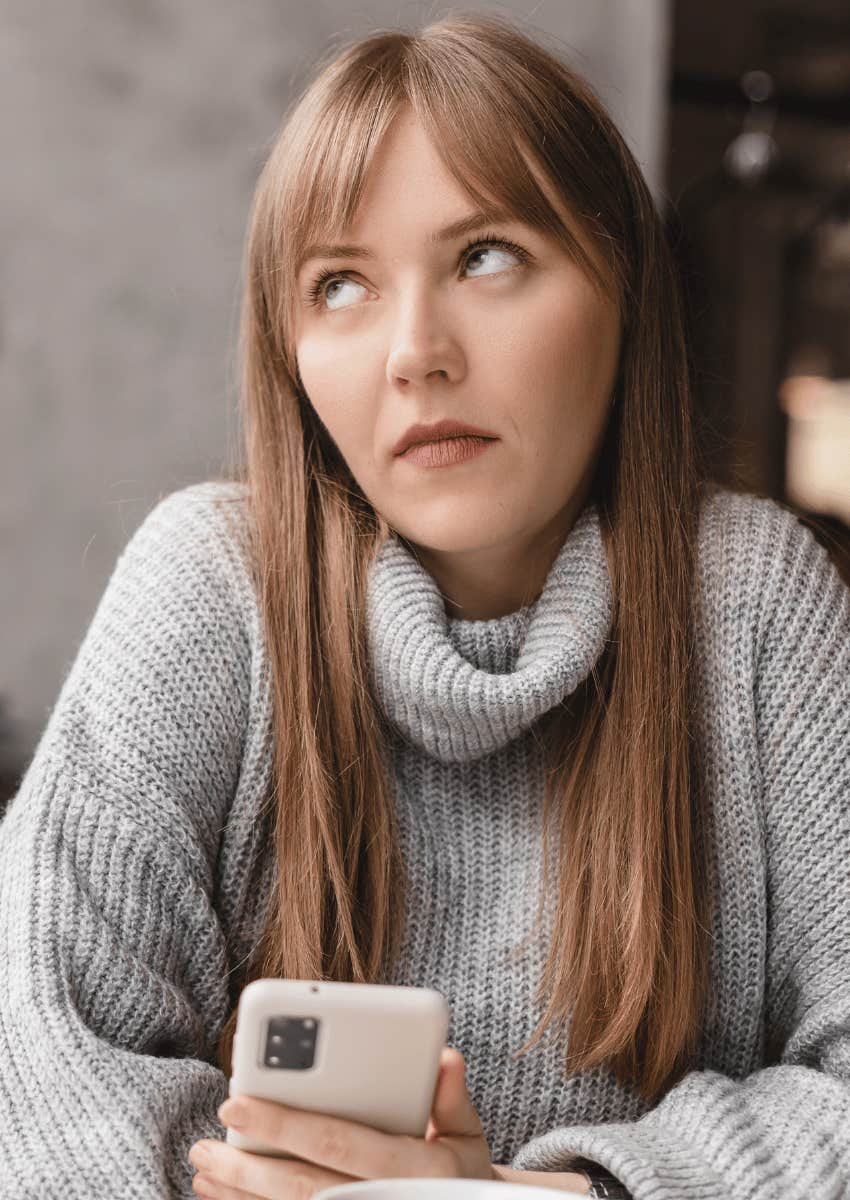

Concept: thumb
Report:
left=428, top=1047, right=485, bottom=1140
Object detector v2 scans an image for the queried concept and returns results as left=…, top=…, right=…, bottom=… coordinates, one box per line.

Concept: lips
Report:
left=393, top=419, right=498, bottom=456
left=399, top=435, right=496, bottom=468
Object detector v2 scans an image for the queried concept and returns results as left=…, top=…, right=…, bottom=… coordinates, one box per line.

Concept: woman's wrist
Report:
left=564, top=1157, right=633, bottom=1198
left=491, top=1162, right=591, bottom=1193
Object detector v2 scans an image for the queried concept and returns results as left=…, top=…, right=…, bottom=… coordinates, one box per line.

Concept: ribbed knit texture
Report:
left=0, top=479, right=848, bottom=1200
left=366, top=503, right=612, bottom=763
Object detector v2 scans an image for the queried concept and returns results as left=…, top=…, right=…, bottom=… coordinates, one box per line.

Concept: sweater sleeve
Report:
left=509, top=501, right=850, bottom=1200
left=0, top=486, right=252, bottom=1199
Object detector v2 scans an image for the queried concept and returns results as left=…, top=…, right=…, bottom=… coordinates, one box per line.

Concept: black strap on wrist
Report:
left=569, top=1156, right=633, bottom=1199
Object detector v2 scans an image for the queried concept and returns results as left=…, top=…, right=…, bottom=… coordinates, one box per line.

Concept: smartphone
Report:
left=224, top=978, right=450, bottom=1158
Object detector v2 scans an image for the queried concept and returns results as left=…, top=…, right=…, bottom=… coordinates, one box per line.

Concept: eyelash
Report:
left=303, top=231, right=530, bottom=309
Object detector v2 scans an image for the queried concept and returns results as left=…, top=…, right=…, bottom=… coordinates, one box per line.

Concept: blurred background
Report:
left=2, top=0, right=849, bottom=807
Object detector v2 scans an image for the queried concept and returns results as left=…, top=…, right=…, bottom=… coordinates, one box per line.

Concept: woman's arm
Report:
left=506, top=501, right=850, bottom=1199
left=492, top=1163, right=591, bottom=1192
left=0, top=486, right=252, bottom=1198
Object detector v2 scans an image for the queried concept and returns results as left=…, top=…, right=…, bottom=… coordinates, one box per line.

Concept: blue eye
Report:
left=304, top=267, right=360, bottom=309
left=303, top=231, right=529, bottom=311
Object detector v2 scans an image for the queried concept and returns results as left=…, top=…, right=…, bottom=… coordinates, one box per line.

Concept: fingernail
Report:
left=218, top=1098, right=246, bottom=1125
left=189, top=1142, right=210, bottom=1167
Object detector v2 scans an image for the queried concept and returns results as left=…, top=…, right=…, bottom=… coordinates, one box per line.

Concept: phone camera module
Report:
left=264, top=1016, right=319, bottom=1070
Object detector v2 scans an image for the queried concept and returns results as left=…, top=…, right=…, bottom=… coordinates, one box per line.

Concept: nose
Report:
left=385, top=286, right=462, bottom=387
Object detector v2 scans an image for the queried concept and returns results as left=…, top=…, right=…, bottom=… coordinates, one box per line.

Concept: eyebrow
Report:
left=296, top=207, right=518, bottom=275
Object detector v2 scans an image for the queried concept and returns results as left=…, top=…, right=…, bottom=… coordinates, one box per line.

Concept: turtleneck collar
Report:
left=365, top=503, right=613, bottom=764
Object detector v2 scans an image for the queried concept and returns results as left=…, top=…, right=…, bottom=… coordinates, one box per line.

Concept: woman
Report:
left=1, top=10, right=847, bottom=1200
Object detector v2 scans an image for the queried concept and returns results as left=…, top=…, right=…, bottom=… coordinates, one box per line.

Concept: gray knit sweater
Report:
left=1, top=480, right=848, bottom=1200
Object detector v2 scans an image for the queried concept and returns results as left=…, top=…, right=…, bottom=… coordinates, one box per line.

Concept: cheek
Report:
left=528, top=294, right=617, bottom=393
left=295, top=336, right=373, bottom=453
left=505, top=293, right=619, bottom=442
left=296, top=333, right=353, bottom=405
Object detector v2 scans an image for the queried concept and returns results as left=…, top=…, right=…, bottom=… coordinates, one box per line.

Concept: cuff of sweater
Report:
left=508, top=1121, right=722, bottom=1200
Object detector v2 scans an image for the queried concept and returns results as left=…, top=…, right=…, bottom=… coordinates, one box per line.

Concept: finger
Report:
left=192, top=1171, right=349, bottom=1200
left=192, top=1173, right=259, bottom=1199
left=192, top=1174, right=305, bottom=1200
left=430, top=1048, right=485, bottom=1138
left=221, top=1098, right=445, bottom=1180
left=425, top=1050, right=459, bottom=1139
left=191, top=1143, right=357, bottom=1200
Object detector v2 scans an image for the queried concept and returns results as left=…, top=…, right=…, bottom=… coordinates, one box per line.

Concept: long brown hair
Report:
left=213, top=8, right=714, bottom=1106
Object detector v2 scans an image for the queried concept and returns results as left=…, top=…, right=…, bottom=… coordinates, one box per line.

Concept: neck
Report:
left=406, top=489, right=592, bottom=622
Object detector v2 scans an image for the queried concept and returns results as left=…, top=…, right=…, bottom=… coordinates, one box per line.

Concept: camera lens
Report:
left=263, top=1015, right=319, bottom=1070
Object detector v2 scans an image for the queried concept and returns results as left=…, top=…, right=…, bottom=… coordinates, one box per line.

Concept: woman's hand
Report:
left=188, top=1046, right=496, bottom=1198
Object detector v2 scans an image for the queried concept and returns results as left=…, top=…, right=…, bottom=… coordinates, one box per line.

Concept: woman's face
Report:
left=292, top=108, right=622, bottom=618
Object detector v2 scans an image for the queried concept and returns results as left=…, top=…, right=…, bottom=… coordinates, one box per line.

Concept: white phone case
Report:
left=224, top=978, right=450, bottom=1158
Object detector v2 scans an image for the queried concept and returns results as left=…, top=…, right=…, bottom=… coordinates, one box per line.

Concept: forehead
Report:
left=287, top=112, right=617, bottom=314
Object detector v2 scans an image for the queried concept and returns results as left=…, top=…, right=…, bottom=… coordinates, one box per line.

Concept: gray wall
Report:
left=1, top=0, right=670, bottom=764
